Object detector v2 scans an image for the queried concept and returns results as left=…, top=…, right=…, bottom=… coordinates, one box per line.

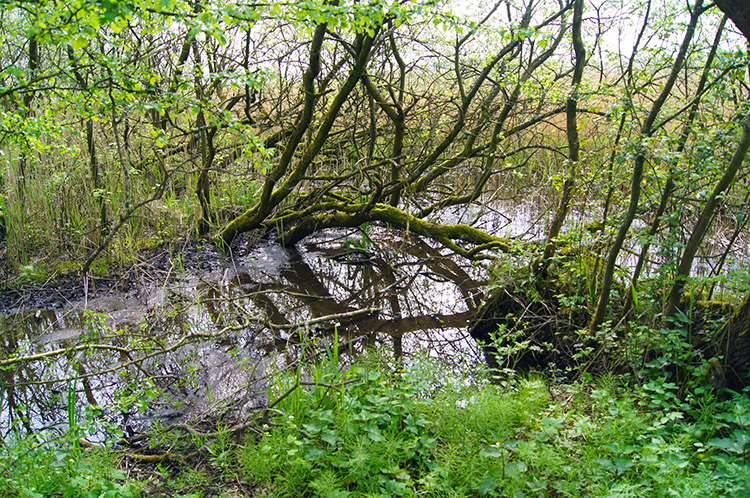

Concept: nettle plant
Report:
left=244, top=351, right=435, bottom=497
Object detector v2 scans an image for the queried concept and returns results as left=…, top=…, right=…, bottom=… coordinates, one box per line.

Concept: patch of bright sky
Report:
left=445, top=0, right=743, bottom=63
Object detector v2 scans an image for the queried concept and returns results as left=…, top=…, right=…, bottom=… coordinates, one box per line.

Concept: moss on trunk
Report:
left=715, top=291, right=750, bottom=388
left=276, top=203, right=512, bottom=258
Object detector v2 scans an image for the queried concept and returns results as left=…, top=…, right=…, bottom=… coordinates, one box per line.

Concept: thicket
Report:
left=1, top=0, right=748, bottom=303
left=2, top=0, right=750, bottom=495
left=2, top=0, right=750, bottom=373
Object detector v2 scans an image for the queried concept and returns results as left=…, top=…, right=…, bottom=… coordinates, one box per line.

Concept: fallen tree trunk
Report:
left=275, top=202, right=513, bottom=259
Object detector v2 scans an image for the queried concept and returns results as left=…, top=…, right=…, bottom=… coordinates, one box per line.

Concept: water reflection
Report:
left=0, top=227, right=487, bottom=438
left=2, top=201, right=746, bottom=438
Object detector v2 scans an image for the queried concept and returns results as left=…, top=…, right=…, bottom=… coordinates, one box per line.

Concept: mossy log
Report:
left=368, top=204, right=511, bottom=252
left=225, top=201, right=513, bottom=258
left=294, top=203, right=510, bottom=256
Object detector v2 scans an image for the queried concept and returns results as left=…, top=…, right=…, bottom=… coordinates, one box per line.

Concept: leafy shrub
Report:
left=0, top=431, right=140, bottom=497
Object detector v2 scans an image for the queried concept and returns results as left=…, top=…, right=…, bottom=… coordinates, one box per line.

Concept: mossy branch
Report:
left=278, top=202, right=512, bottom=258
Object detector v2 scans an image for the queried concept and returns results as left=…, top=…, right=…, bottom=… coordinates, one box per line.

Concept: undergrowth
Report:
left=0, top=431, right=138, bottom=498
left=2, top=350, right=749, bottom=497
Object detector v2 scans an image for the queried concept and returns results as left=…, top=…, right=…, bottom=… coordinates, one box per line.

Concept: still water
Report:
left=0, top=224, right=493, bottom=438
left=1, top=199, right=746, bottom=438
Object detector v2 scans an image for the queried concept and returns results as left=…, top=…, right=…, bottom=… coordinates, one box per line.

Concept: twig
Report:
left=267, top=307, right=381, bottom=330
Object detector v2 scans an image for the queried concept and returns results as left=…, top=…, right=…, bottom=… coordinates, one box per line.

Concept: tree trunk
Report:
left=86, top=119, right=108, bottom=237
left=590, top=0, right=704, bottom=331
left=538, top=0, right=585, bottom=273
left=715, top=0, right=750, bottom=41
left=218, top=27, right=375, bottom=244
left=195, top=109, right=212, bottom=236
left=622, top=16, right=727, bottom=320
left=18, top=36, right=39, bottom=193
left=664, top=110, right=750, bottom=321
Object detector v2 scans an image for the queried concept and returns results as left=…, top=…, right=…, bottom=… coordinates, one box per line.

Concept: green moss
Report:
left=369, top=204, right=512, bottom=254
left=135, top=235, right=166, bottom=251
left=696, top=299, right=734, bottom=315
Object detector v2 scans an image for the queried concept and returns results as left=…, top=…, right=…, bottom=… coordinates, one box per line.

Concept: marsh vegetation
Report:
left=2, top=0, right=750, bottom=495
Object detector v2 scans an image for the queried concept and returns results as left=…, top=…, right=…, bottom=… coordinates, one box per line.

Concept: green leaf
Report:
left=478, top=476, right=496, bottom=495
left=362, top=419, right=384, bottom=439
left=71, top=36, right=88, bottom=51
left=321, top=429, right=338, bottom=446
left=110, top=469, right=126, bottom=480
left=305, top=447, right=324, bottom=460
left=505, top=461, right=528, bottom=476
left=612, top=457, right=634, bottom=472
left=708, top=431, right=750, bottom=454
left=480, top=445, right=503, bottom=458
left=303, top=422, right=324, bottom=434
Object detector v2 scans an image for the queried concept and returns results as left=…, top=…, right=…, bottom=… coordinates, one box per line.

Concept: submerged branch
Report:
left=267, top=307, right=383, bottom=330
left=2, top=320, right=252, bottom=385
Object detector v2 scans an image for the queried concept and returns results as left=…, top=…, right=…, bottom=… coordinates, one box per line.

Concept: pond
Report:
left=0, top=223, right=493, bottom=439
left=1, top=199, right=747, bottom=440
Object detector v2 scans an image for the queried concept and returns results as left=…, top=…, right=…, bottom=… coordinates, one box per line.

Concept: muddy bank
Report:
left=0, top=235, right=239, bottom=312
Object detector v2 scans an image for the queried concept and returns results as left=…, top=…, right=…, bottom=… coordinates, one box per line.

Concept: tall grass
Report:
left=0, top=116, right=267, bottom=280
